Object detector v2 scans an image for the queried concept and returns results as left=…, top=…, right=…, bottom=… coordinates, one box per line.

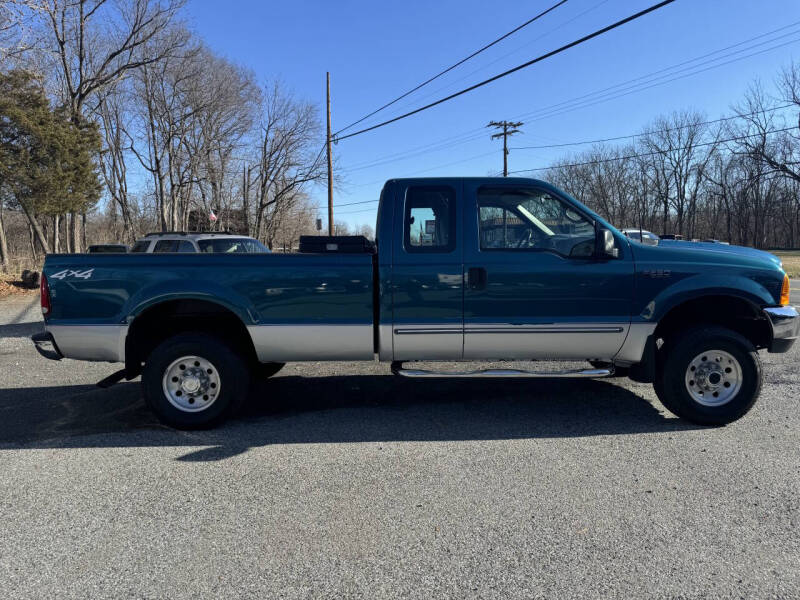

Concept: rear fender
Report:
left=123, top=280, right=258, bottom=326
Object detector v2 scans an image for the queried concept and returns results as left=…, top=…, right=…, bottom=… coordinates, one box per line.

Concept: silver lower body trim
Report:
left=247, top=324, right=373, bottom=361
left=392, top=323, right=463, bottom=361
left=614, top=322, right=658, bottom=365
left=47, top=324, right=127, bottom=362
left=463, top=322, right=629, bottom=360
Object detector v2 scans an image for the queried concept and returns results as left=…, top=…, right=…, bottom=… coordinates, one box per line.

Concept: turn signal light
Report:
left=780, top=274, right=790, bottom=306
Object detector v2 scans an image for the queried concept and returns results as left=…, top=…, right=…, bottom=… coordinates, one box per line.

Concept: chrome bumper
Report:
left=764, top=306, right=799, bottom=353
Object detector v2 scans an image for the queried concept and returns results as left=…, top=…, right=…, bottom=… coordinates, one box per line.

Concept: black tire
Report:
left=654, top=326, right=761, bottom=426
left=256, top=362, right=285, bottom=379
left=142, top=332, right=250, bottom=429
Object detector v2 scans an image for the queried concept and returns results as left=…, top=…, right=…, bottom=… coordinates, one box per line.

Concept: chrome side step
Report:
left=390, top=362, right=613, bottom=379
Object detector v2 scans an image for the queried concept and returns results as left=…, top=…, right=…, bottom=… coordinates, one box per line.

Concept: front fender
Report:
left=638, top=273, right=774, bottom=323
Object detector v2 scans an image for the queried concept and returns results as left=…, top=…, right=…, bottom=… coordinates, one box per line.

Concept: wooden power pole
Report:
left=326, top=72, right=334, bottom=235
left=488, top=120, right=523, bottom=176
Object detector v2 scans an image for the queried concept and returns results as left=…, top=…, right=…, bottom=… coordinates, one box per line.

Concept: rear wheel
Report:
left=654, top=326, right=761, bottom=425
left=142, top=332, right=249, bottom=429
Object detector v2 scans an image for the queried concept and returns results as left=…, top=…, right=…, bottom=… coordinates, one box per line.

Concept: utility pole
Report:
left=326, top=72, right=334, bottom=236
left=488, top=120, right=523, bottom=176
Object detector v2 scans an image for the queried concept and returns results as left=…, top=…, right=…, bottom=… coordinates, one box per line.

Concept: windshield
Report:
left=197, top=238, right=269, bottom=253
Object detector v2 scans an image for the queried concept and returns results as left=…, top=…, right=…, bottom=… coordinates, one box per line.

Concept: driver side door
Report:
left=462, top=182, right=634, bottom=360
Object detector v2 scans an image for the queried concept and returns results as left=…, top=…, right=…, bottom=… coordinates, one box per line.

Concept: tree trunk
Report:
left=0, top=207, right=9, bottom=272
left=19, top=202, right=51, bottom=254
left=70, top=212, right=80, bottom=252
left=29, top=223, right=38, bottom=262
left=82, top=212, right=87, bottom=250
left=53, top=214, right=60, bottom=253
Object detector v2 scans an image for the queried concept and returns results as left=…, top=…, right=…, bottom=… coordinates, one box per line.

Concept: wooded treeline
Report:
left=0, top=0, right=326, bottom=271
left=544, top=66, right=800, bottom=248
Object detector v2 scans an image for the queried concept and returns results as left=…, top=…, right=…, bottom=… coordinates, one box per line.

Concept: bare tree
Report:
left=251, top=82, right=326, bottom=247
left=30, top=0, right=186, bottom=250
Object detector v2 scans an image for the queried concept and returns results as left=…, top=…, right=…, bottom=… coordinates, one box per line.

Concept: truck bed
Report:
left=43, top=252, right=376, bottom=362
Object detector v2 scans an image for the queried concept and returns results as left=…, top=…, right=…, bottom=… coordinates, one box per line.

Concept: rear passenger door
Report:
left=391, top=181, right=464, bottom=360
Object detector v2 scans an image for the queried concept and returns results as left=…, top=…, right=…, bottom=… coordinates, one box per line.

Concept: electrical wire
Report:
left=508, top=126, right=797, bottom=174
left=334, top=0, right=678, bottom=143
left=335, top=20, right=800, bottom=172
left=334, top=0, right=569, bottom=136
left=510, top=104, right=795, bottom=150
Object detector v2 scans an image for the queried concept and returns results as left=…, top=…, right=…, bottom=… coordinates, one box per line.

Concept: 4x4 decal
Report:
left=50, top=268, right=94, bottom=280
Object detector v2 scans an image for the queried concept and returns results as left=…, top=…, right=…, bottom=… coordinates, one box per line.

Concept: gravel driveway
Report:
left=1, top=294, right=798, bottom=599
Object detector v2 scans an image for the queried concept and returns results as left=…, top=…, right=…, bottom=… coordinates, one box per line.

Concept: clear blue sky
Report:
left=187, top=0, right=800, bottom=230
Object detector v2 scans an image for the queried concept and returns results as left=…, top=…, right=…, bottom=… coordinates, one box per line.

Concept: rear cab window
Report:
left=403, top=186, right=456, bottom=253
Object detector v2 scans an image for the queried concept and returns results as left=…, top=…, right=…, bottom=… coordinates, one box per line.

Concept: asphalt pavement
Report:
left=0, top=293, right=798, bottom=599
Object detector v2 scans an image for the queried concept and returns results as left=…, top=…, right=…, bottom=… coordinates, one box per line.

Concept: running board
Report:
left=391, top=362, right=613, bottom=379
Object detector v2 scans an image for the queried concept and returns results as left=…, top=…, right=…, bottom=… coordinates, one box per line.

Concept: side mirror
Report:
left=596, top=228, right=619, bottom=259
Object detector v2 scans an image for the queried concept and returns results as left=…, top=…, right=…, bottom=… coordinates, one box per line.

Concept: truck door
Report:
left=462, top=181, right=634, bottom=360
left=391, top=181, right=464, bottom=360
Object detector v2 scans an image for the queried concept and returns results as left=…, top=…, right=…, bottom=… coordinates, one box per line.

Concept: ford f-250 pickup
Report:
left=32, top=177, right=798, bottom=429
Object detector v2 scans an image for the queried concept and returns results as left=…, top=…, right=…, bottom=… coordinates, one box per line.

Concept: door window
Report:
left=404, top=186, right=456, bottom=253
left=477, top=187, right=595, bottom=258
left=177, top=240, right=196, bottom=253
left=130, top=241, right=150, bottom=253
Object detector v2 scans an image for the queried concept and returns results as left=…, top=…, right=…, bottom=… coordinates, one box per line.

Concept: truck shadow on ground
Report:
left=0, top=374, right=702, bottom=459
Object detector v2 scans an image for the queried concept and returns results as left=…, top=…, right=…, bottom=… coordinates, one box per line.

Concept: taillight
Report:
left=780, top=274, right=791, bottom=306
left=40, top=273, right=51, bottom=316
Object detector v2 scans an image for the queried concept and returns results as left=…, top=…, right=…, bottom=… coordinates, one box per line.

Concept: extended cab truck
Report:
left=32, top=178, right=798, bottom=429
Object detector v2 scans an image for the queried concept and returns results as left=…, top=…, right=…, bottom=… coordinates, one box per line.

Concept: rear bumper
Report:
left=764, top=306, right=799, bottom=353
left=31, top=331, right=63, bottom=361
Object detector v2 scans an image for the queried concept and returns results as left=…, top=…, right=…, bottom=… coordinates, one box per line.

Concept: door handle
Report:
left=467, top=267, right=487, bottom=290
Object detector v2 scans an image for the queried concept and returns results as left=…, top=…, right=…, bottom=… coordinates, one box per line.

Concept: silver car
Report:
left=621, top=228, right=660, bottom=246
left=130, top=232, right=270, bottom=254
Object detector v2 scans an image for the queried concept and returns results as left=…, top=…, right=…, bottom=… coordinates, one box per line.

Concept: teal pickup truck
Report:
left=32, top=178, right=797, bottom=429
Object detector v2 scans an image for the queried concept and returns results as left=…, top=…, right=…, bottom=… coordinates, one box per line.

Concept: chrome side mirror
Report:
left=596, top=228, right=619, bottom=259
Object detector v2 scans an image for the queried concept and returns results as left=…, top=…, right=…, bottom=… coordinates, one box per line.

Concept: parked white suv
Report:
left=130, top=232, right=270, bottom=254
left=621, top=228, right=660, bottom=246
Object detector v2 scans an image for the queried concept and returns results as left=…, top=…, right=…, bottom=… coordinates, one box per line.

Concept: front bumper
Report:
left=31, top=331, right=63, bottom=361
left=764, top=306, right=800, bottom=353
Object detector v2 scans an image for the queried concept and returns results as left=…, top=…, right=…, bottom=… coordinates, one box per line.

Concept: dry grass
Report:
left=0, top=273, right=37, bottom=298
left=773, top=251, right=800, bottom=278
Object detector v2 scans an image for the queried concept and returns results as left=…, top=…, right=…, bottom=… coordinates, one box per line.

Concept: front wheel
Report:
left=142, top=333, right=249, bottom=429
left=654, top=326, right=762, bottom=426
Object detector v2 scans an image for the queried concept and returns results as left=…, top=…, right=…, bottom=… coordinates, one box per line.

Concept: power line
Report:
left=334, top=0, right=569, bottom=137
left=513, top=29, right=800, bottom=126
left=510, top=104, right=795, bottom=150
left=361, top=0, right=613, bottom=123
left=508, top=126, right=797, bottom=174
left=334, top=22, right=800, bottom=173
left=334, top=0, right=678, bottom=143
left=327, top=127, right=796, bottom=216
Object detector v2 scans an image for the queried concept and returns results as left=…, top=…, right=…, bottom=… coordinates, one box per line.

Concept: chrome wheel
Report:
left=684, top=349, right=742, bottom=407
left=161, top=355, right=221, bottom=413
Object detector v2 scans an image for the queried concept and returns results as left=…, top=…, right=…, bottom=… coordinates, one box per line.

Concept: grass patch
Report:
left=773, top=251, right=800, bottom=278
